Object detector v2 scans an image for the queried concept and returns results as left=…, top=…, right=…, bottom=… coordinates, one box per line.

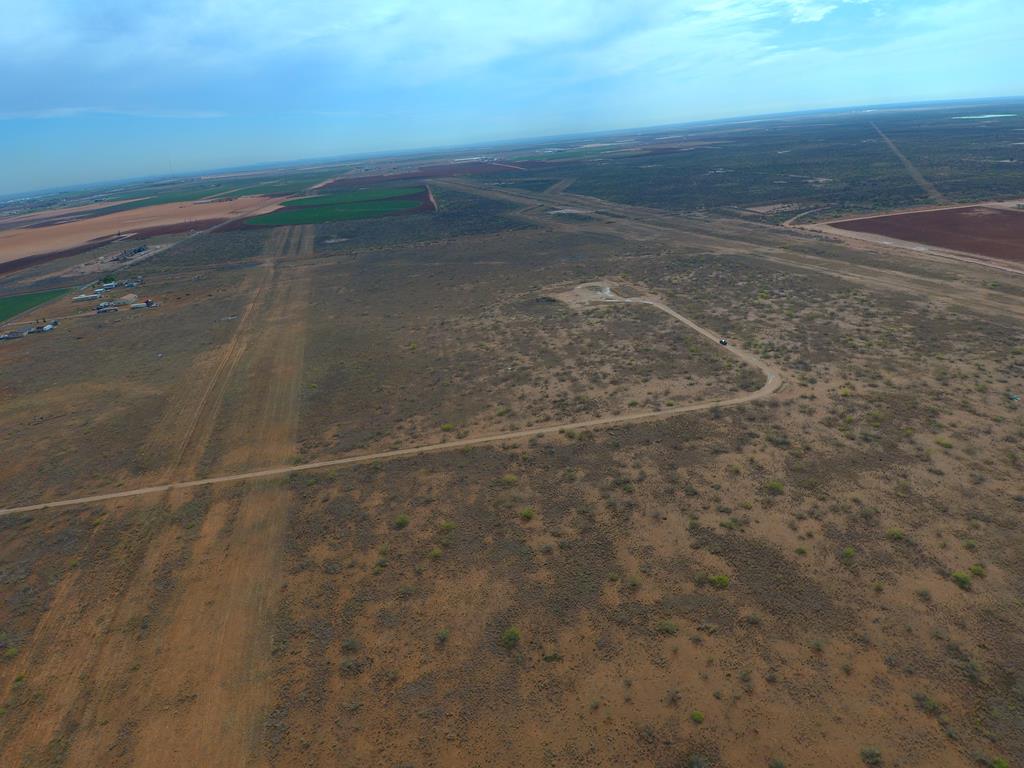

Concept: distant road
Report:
left=0, top=285, right=782, bottom=516
left=871, top=121, right=949, bottom=204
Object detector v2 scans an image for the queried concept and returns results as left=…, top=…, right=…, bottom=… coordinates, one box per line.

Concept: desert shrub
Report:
left=913, top=693, right=941, bottom=715
left=394, top=515, right=410, bottom=529
left=860, top=748, right=882, bottom=765
left=656, top=620, right=679, bottom=636
left=501, top=627, right=520, bottom=649
left=951, top=571, right=972, bottom=590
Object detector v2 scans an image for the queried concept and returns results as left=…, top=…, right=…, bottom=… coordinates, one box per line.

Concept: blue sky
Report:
left=1, top=0, right=1021, bottom=196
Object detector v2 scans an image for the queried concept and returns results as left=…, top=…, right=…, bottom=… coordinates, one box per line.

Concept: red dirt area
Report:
left=831, top=206, right=1024, bottom=262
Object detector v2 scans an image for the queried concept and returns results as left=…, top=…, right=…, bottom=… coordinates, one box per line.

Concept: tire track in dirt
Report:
left=157, top=227, right=290, bottom=480
left=122, top=225, right=313, bottom=768
left=0, top=226, right=314, bottom=768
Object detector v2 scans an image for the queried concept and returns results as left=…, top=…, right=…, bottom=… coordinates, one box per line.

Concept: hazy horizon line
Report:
left=5, top=93, right=1020, bottom=202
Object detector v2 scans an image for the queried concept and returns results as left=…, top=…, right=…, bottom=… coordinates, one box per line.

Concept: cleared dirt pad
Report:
left=831, top=206, right=1024, bottom=262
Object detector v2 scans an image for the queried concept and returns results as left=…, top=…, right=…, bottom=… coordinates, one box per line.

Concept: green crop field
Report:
left=246, top=198, right=423, bottom=226
left=282, top=186, right=424, bottom=208
left=0, top=289, right=66, bottom=323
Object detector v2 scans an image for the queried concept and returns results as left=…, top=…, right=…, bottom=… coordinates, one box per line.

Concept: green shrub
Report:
left=913, top=692, right=940, bottom=715
left=951, top=571, right=972, bottom=590
left=394, top=515, right=410, bottom=529
left=519, top=506, right=535, bottom=521
left=860, top=748, right=882, bottom=766
left=500, top=627, right=520, bottom=649
left=656, top=620, right=679, bottom=636
left=690, top=710, right=704, bottom=724
left=765, top=480, right=785, bottom=496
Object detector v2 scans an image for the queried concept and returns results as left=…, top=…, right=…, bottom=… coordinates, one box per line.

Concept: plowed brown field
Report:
left=831, top=205, right=1024, bottom=262
left=0, top=196, right=278, bottom=266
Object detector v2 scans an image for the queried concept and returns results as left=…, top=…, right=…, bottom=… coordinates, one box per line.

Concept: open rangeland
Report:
left=1, top=164, right=1022, bottom=768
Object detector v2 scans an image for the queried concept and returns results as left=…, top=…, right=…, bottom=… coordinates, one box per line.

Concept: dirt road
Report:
left=0, top=224, right=315, bottom=768
left=871, top=122, right=949, bottom=204
left=0, top=283, right=780, bottom=517
left=435, top=179, right=1024, bottom=322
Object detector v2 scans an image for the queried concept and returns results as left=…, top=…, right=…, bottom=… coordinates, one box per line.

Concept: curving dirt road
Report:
left=0, top=283, right=782, bottom=517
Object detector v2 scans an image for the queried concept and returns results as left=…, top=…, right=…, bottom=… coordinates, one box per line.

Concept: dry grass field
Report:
left=0, top=171, right=1022, bottom=768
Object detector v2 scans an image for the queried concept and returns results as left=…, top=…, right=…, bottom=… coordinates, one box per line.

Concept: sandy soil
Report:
left=0, top=196, right=279, bottom=265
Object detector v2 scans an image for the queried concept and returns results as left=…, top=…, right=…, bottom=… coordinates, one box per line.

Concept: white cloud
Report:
left=0, top=0, right=862, bottom=77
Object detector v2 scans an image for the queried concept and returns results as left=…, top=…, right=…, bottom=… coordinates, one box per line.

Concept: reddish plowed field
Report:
left=832, top=206, right=1024, bottom=262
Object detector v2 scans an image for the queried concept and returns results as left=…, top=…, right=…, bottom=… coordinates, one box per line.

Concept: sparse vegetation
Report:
left=860, top=748, right=882, bottom=766
left=951, top=571, right=972, bottom=590
left=500, top=627, right=520, bottom=649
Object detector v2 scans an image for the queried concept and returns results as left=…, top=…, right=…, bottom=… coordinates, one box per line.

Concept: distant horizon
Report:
left=3, top=0, right=1022, bottom=197
left=4, top=94, right=1021, bottom=201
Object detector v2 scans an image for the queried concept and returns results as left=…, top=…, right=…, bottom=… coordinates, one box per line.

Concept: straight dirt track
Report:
left=0, top=285, right=781, bottom=516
